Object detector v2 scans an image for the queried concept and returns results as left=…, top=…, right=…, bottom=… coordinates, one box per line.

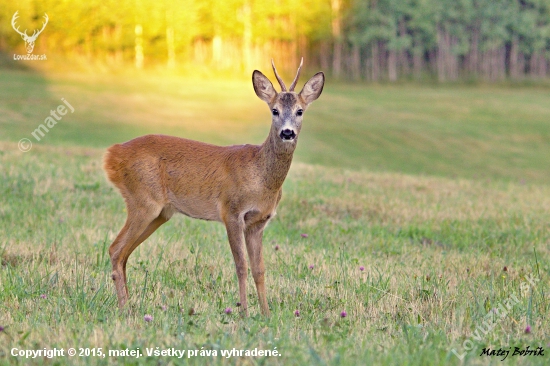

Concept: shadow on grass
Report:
left=0, top=50, right=56, bottom=150
left=0, top=54, right=157, bottom=150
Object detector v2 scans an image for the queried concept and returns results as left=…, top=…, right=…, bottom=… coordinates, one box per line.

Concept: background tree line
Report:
left=1, top=0, right=549, bottom=81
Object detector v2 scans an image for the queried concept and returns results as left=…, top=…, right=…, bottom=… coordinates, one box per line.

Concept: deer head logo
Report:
left=11, top=11, right=48, bottom=54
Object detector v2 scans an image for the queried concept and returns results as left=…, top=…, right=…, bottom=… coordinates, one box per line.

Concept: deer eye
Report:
left=296, top=109, right=303, bottom=116
left=272, top=109, right=279, bottom=116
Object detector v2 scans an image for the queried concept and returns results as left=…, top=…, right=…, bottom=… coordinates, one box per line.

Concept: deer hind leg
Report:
left=245, top=221, right=270, bottom=316
left=109, top=205, right=168, bottom=308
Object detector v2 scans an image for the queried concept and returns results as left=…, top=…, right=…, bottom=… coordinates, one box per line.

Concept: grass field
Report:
left=0, top=68, right=549, bottom=365
left=2, top=69, right=550, bottom=181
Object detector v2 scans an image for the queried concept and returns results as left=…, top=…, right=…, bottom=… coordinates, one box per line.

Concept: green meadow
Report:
left=0, top=68, right=549, bottom=365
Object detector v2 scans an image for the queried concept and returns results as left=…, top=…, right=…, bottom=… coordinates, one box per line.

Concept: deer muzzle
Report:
left=279, top=128, right=296, bottom=141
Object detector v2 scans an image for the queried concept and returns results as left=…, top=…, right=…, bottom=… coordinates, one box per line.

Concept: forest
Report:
left=1, top=0, right=549, bottom=81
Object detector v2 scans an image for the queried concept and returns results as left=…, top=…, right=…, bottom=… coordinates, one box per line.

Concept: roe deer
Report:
left=103, top=59, right=324, bottom=315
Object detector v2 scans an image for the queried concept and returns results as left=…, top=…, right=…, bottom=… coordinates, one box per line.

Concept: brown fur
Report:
left=104, top=62, right=324, bottom=316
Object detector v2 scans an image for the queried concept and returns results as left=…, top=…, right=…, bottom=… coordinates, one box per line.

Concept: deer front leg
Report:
left=245, top=221, right=270, bottom=316
left=224, top=218, right=249, bottom=316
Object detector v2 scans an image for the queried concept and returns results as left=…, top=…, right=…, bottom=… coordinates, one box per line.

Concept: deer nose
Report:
left=280, top=129, right=296, bottom=141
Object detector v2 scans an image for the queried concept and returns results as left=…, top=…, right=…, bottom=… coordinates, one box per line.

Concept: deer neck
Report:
left=259, top=128, right=296, bottom=191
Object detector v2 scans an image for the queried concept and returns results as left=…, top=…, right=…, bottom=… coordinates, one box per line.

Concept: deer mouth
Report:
left=280, top=129, right=296, bottom=141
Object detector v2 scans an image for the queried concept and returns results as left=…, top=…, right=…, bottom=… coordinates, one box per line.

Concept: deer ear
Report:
left=299, top=72, right=324, bottom=105
left=253, top=70, right=277, bottom=104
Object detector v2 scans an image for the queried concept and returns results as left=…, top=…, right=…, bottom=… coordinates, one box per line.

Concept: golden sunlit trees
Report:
left=0, top=0, right=549, bottom=81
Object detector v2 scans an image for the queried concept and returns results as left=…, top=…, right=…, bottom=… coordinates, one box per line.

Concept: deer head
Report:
left=11, top=11, right=49, bottom=54
left=252, top=58, right=325, bottom=153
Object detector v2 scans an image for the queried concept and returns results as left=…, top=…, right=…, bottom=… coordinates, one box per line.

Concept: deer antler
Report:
left=271, top=59, right=287, bottom=92
left=11, top=11, right=28, bottom=38
left=29, top=13, right=48, bottom=41
left=289, top=57, right=304, bottom=92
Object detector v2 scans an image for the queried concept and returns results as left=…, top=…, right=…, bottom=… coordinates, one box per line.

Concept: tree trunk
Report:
left=320, top=41, right=330, bottom=72
left=135, top=24, right=144, bottom=69
left=242, top=1, right=252, bottom=71
left=379, top=42, right=387, bottom=79
left=331, top=0, right=342, bottom=78
left=437, top=26, right=446, bottom=81
left=193, top=38, right=207, bottom=64
left=448, top=33, right=458, bottom=80
left=486, top=49, right=491, bottom=81
left=468, top=27, right=479, bottom=77
left=541, top=54, right=548, bottom=79
left=531, top=52, right=547, bottom=79
left=490, top=47, right=502, bottom=81
left=166, top=27, right=175, bottom=68
left=529, top=51, right=538, bottom=79
left=398, top=18, right=410, bottom=77
left=428, top=49, right=437, bottom=77
left=165, top=7, right=175, bottom=69
left=388, top=49, right=397, bottom=81
left=413, top=41, right=424, bottom=80
left=518, top=52, right=525, bottom=79
left=212, top=35, right=222, bottom=66
left=509, top=35, right=518, bottom=79
left=371, top=41, right=380, bottom=81
left=498, top=46, right=506, bottom=81
left=332, top=41, right=343, bottom=78
left=412, top=46, right=423, bottom=80
left=351, top=44, right=361, bottom=80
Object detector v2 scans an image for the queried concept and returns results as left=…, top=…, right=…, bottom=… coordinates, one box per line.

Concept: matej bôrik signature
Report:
left=480, top=346, right=545, bottom=361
